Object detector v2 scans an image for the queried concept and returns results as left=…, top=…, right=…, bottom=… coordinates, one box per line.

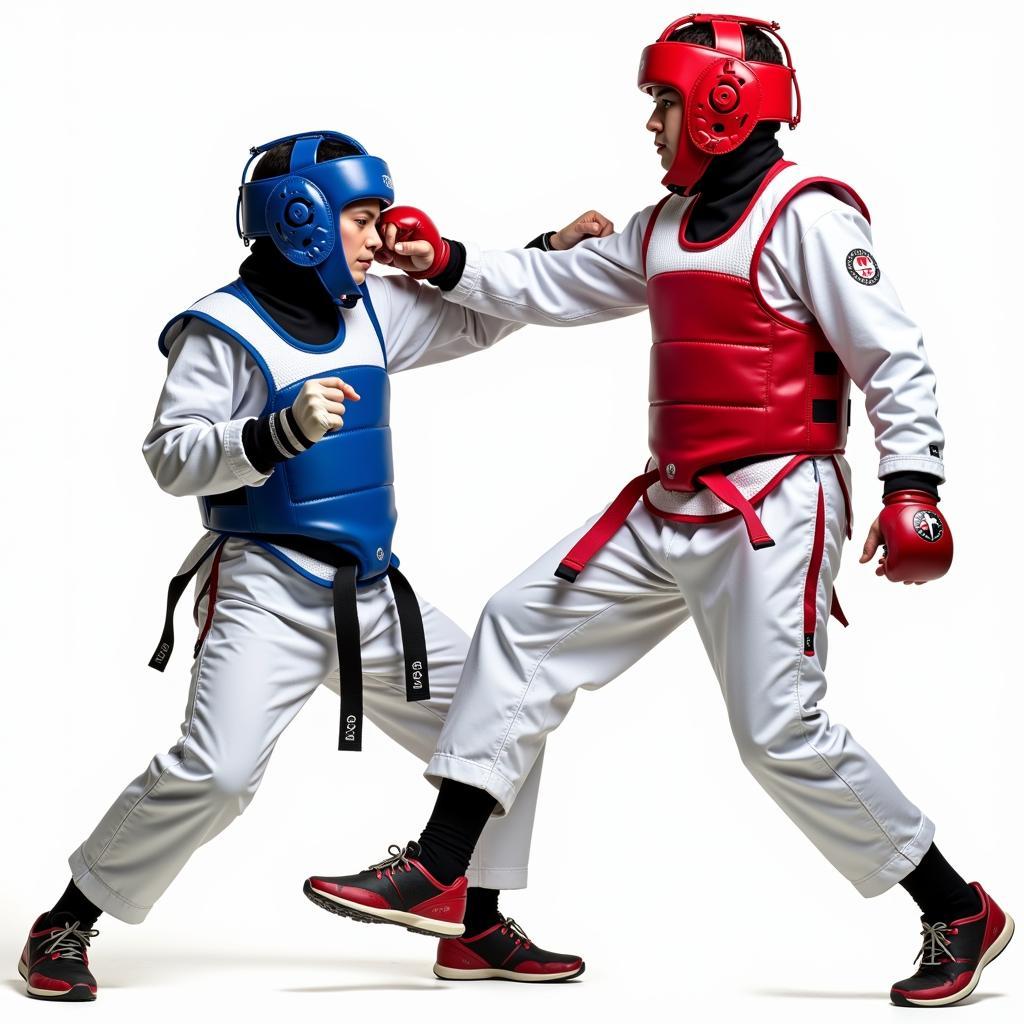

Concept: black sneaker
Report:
left=434, top=916, right=585, bottom=982
left=19, top=914, right=99, bottom=1001
left=890, top=882, right=1014, bottom=1007
left=304, top=842, right=467, bottom=937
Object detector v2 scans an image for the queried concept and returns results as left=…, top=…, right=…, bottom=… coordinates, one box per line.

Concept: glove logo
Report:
left=846, top=248, right=880, bottom=286
left=913, top=510, right=944, bottom=542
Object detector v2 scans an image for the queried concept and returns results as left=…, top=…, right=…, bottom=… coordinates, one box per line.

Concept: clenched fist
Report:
left=375, top=206, right=450, bottom=279
left=859, top=490, right=953, bottom=584
left=289, top=377, right=361, bottom=443
left=549, top=210, right=615, bottom=250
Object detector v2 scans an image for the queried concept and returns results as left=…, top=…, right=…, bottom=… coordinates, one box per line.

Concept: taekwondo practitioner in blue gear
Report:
left=20, top=131, right=599, bottom=1001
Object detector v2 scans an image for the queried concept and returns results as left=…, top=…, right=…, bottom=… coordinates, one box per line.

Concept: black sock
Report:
left=49, top=879, right=102, bottom=929
left=899, top=844, right=980, bottom=922
left=464, top=888, right=501, bottom=936
left=416, top=779, right=497, bottom=885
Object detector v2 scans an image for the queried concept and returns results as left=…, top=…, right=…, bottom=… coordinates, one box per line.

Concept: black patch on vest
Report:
left=813, top=400, right=838, bottom=424
left=814, top=351, right=840, bottom=375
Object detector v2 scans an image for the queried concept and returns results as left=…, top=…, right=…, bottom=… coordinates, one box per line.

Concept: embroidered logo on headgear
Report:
left=846, top=248, right=880, bottom=285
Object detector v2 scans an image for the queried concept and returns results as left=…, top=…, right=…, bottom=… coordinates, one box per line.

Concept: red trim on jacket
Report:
left=193, top=544, right=225, bottom=658
left=803, top=481, right=827, bottom=655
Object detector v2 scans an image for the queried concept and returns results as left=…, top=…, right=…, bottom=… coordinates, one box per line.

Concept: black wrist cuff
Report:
left=243, top=410, right=315, bottom=473
left=882, top=471, right=940, bottom=499
left=242, top=415, right=282, bottom=473
left=428, top=239, right=467, bottom=291
left=525, top=231, right=557, bottom=251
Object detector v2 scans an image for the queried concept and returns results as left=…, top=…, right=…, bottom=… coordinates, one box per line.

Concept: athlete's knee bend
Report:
left=180, top=750, right=262, bottom=809
left=733, top=709, right=846, bottom=779
left=208, top=762, right=261, bottom=807
left=478, top=584, right=528, bottom=635
left=731, top=720, right=802, bottom=777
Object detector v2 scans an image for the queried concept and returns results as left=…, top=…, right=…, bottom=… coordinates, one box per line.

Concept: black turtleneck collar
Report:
left=238, top=240, right=342, bottom=346
left=678, top=122, right=785, bottom=244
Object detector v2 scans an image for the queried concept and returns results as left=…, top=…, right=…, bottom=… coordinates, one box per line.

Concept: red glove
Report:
left=878, top=490, right=953, bottom=583
left=377, top=206, right=451, bottom=279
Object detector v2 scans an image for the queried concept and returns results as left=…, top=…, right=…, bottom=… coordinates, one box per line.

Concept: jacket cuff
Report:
left=224, top=418, right=273, bottom=487
left=443, top=242, right=483, bottom=303
left=877, top=453, right=945, bottom=482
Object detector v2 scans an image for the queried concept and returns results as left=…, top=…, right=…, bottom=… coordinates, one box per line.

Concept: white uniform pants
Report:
left=427, top=458, right=933, bottom=897
left=71, top=539, right=540, bottom=924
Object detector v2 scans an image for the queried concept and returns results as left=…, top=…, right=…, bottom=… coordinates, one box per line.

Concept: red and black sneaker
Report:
left=434, top=916, right=584, bottom=983
left=18, top=914, right=99, bottom=1002
left=304, top=842, right=467, bottom=937
left=890, top=883, right=1014, bottom=1007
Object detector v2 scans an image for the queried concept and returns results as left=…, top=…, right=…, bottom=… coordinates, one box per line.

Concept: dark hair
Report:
left=668, top=23, right=783, bottom=65
left=251, top=137, right=362, bottom=181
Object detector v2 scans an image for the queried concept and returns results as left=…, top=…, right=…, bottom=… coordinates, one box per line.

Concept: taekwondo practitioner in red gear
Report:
left=304, top=17, right=1014, bottom=1004
left=18, top=133, right=600, bottom=1001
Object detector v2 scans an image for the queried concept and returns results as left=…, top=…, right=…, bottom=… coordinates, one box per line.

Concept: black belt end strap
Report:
left=333, top=562, right=364, bottom=751
left=386, top=565, right=430, bottom=703
left=148, top=540, right=225, bottom=672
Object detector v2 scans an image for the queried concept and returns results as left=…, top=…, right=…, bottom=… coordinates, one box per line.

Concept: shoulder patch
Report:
left=846, top=248, right=880, bottom=285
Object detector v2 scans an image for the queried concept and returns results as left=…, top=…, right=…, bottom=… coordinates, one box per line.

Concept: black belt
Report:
left=148, top=534, right=430, bottom=752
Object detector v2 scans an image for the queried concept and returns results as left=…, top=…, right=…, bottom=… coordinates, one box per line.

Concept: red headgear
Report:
left=638, top=13, right=801, bottom=192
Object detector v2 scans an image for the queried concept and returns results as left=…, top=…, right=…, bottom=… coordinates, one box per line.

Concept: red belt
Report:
left=555, top=468, right=775, bottom=582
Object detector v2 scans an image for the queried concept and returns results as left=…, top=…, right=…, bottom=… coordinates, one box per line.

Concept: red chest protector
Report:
left=644, top=160, right=863, bottom=492
left=555, top=161, right=867, bottom=583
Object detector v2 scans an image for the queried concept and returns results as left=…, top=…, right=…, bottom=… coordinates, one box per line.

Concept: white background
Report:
left=1, top=0, right=1020, bottom=1020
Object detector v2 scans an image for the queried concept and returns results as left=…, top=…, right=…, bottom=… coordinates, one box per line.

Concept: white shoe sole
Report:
left=18, top=958, right=96, bottom=1001
left=434, top=962, right=585, bottom=983
left=900, top=912, right=1015, bottom=1007
left=307, top=884, right=465, bottom=937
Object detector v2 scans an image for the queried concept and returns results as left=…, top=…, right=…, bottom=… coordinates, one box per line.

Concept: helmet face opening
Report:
left=237, top=131, right=395, bottom=302
left=638, top=15, right=799, bottom=192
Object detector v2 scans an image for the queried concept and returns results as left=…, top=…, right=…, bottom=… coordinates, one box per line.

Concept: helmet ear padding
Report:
left=687, top=57, right=763, bottom=156
left=264, top=176, right=335, bottom=266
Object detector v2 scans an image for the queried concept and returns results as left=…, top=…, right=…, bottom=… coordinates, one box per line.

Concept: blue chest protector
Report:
left=158, top=279, right=396, bottom=583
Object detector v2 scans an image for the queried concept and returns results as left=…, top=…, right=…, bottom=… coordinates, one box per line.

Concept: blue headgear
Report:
left=237, top=131, right=394, bottom=305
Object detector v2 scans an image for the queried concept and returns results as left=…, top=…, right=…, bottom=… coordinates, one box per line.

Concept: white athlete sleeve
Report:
left=142, top=321, right=272, bottom=496
left=765, top=199, right=946, bottom=481
left=364, top=273, right=524, bottom=374
left=441, top=207, right=654, bottom=326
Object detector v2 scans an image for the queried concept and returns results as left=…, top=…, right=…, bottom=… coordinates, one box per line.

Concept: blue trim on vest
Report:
left=246, top=539, right=400, bottom=588
left=158, top=309, right=278, bottom=421
left=357, top=281, right=388, bottom=368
